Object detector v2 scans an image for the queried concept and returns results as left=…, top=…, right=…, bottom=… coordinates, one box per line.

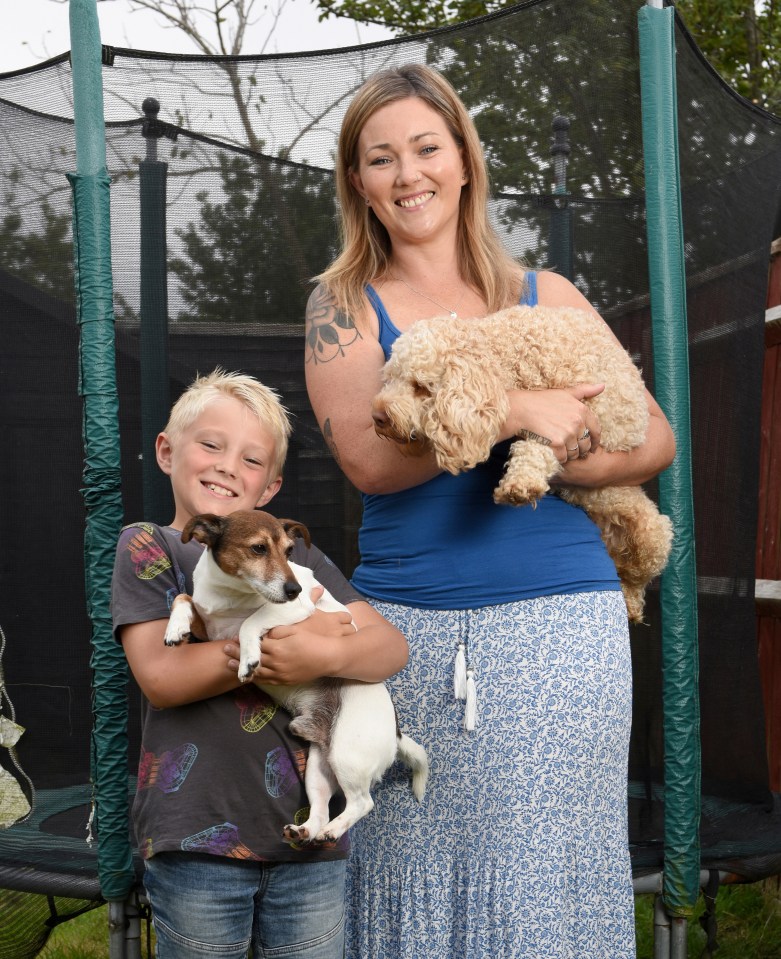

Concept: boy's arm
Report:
left=121, top=618, right=246, bottom=709
left=226, top=600, right=408, bottom=686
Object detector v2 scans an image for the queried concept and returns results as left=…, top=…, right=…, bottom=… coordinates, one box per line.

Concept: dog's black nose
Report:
left=284, top=580, right=302, bottom=601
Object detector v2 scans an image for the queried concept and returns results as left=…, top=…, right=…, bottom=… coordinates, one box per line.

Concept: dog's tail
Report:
left=396, top=733, right=429, bottom=801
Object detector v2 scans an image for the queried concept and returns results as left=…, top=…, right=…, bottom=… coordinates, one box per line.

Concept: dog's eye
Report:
left=412, top=381, right=430, bottom=398
left=250, top=544, right=267, bottom=556
left=285, top=546, right=294, bottom=559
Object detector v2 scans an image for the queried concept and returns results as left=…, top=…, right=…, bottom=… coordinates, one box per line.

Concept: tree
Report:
left=314, top=0, right=502, bottom=33
left=313, top=0, right=781, bottom=116
left=169, top=151, right=339, bottom=323
left=675, top=0, right=781, bottom=114
left=0, top=193, right=74, bottom=301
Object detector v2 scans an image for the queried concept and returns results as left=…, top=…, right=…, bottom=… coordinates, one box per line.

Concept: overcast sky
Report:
left=0, top=0, right=395, bottom=73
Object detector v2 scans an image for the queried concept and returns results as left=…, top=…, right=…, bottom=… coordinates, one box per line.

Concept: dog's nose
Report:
left=284, top=580, right=302, bottom=601
left=372, top=409, right=389, bottom=430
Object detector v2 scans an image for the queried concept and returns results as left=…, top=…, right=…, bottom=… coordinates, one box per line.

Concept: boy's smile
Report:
left=156, top=395, right=282, bottom=531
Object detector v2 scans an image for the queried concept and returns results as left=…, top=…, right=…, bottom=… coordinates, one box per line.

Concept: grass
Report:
left=2, top=882, right=779, bottom=958
left=635, top=882, right=781, bottom=959
left=36, top=903, right=155, bottom=959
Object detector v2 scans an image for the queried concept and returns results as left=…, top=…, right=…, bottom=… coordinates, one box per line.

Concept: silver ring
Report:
left=580, top=428, right=590, bottom=440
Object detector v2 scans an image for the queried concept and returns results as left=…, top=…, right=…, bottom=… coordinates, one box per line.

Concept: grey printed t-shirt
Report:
left=111, top=521, right=363, bottom=862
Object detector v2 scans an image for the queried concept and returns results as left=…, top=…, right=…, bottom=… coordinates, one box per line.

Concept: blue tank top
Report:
left=351, top=272, right=619, bottom=609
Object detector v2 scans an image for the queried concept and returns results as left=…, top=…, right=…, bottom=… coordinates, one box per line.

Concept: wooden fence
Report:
left=758, top=239, right=781, bottom=792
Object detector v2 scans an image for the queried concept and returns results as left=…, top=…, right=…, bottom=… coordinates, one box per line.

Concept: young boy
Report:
left=111, top=369, right=408, bottom=959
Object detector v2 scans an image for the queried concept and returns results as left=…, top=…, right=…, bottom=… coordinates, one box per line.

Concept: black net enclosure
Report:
left=1, top=0, right=781, bottom=954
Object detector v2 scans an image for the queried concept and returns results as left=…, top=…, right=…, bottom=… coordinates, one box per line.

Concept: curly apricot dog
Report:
left=371, top=304, right=673, bottom=623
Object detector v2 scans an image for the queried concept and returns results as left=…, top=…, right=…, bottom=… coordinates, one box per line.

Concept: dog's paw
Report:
left=315, top=829, right=338, bottom=845
left=493, top=479, right=548, bottom=506
left=283, top=823, right=310, bottom=843
left=164, top=604, right=192, bottom=646
left=238, top=658, right=259, bottom=683
left=162, top=624, right=187, bottom=647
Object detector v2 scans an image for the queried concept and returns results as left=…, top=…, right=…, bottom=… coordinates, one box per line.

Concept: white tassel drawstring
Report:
left=464, top=668, right=477, bottom=731
left=454, top=642, right=467, bottom=700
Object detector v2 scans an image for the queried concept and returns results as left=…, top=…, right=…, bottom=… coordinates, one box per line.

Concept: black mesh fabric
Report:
left=1, top=0, right=781, bottom=937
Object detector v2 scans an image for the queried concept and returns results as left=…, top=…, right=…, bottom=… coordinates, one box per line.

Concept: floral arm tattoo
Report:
left=304, top=285, right=361, bottom=365
left=305, top=285, right=361, bottom=465
left=322, top=418, right=342, bottom=466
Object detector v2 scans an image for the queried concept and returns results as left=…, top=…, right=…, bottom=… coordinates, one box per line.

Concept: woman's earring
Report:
left=364, top=196, right=371, bottom=206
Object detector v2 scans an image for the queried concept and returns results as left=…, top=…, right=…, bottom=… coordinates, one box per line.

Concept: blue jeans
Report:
left=143, top=853, right=346, bottom=958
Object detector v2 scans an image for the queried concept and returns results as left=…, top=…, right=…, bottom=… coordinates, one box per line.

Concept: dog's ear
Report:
left=182, top=513, right=226, bottom=547
left=279, top=520, right=311, bottom=549
left=428, top=354, right=508, bottom=473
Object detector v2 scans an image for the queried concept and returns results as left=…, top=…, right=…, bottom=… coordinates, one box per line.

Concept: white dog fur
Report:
left=163, top=509, right=428, bottom=845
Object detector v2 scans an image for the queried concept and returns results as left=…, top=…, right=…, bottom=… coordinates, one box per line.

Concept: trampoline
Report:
left=1, top=0, right=780, bottom=956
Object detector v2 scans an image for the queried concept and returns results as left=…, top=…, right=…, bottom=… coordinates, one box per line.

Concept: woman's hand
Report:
left=501, top=384, right=604, bottom=465
left=551, top=390, right=675, bottom=488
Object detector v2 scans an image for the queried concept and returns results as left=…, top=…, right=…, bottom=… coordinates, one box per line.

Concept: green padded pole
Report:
left=68, top=0, right=133, bottom=903
left=638, top=4, right=701, bottom=917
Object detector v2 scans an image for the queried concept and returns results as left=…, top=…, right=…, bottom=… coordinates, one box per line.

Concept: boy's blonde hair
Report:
left=164, top=368, right=292, bottom=479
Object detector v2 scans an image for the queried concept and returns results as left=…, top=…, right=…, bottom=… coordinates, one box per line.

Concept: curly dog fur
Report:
left=371, top=304, right=673, bottom=622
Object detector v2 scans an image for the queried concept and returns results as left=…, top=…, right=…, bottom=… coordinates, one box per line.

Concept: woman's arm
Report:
left=512, top=270, right=676, bottom=486
left=305, top=283, right=443, bottom=495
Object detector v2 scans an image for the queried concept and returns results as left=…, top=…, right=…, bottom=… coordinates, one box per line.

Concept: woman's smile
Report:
left=350, top=97, right=465, bottom=245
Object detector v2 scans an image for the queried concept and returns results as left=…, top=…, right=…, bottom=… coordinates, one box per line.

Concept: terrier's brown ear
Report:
left=181, top=513, right=226, bottom=547
left=279, top=520, right=311, bottom=548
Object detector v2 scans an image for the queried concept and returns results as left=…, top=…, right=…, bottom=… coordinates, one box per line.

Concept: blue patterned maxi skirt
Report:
left=345, top=591, right=635, bottom=959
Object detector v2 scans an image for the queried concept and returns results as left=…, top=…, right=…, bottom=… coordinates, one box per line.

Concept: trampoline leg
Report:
left=653, top=894, right=671, bottom=959
left=125, top=891, right=142, bottom=959
left=108, top=893, right=142, bottom=959
left=670, top=916, right=688, bottom=959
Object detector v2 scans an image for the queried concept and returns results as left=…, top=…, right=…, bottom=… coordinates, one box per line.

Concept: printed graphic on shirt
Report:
left=234, top=685, right=278, bottom=733
left=265, top=746, right=306, bottom=798
left=125, top=525, right=173, bottom=581
left=181, top=822, right=262, bottom=860
left=138, top=744, right=198, bottom=793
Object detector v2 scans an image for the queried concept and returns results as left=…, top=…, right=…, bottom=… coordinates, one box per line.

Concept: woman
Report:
left=305, top=63, right=675, bottom=959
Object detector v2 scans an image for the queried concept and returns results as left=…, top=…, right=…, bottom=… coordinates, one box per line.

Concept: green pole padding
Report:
left=638, top=4, right=701, bottom=917
left=69, top=0, right=133, bottom=903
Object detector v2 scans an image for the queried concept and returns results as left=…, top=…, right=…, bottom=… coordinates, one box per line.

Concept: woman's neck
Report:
left=386, top=239, right=462, bottom=289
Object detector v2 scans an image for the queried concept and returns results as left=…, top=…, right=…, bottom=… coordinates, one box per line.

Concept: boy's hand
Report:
left=221, top=587, right=355, bottom=685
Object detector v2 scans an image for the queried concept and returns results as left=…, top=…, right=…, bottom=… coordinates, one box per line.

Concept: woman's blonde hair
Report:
left=318, top=63, right=524, bottom=321
left=164, top=368, right=292, bottom=479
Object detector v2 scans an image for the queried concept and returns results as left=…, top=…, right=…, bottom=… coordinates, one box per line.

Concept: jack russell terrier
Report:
left=162, top=509, right=428, bottom=845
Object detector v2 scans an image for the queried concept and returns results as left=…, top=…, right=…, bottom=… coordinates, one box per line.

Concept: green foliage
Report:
left=635, top=884, right=781, bottom=959
left=0, top=191, right=74, bottom=301
left=314, top=0, right=781, bottom=117
left=169, top=153, right=339, bottom=324
left=315, top=0, right=507, bottom=33
left=0, top=891, right=103, bottom=959
left=675, top=0, right=781, bottom=114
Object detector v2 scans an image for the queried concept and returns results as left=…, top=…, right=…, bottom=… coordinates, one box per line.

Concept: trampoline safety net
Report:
left=1, top=0, right=781, bottom=953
